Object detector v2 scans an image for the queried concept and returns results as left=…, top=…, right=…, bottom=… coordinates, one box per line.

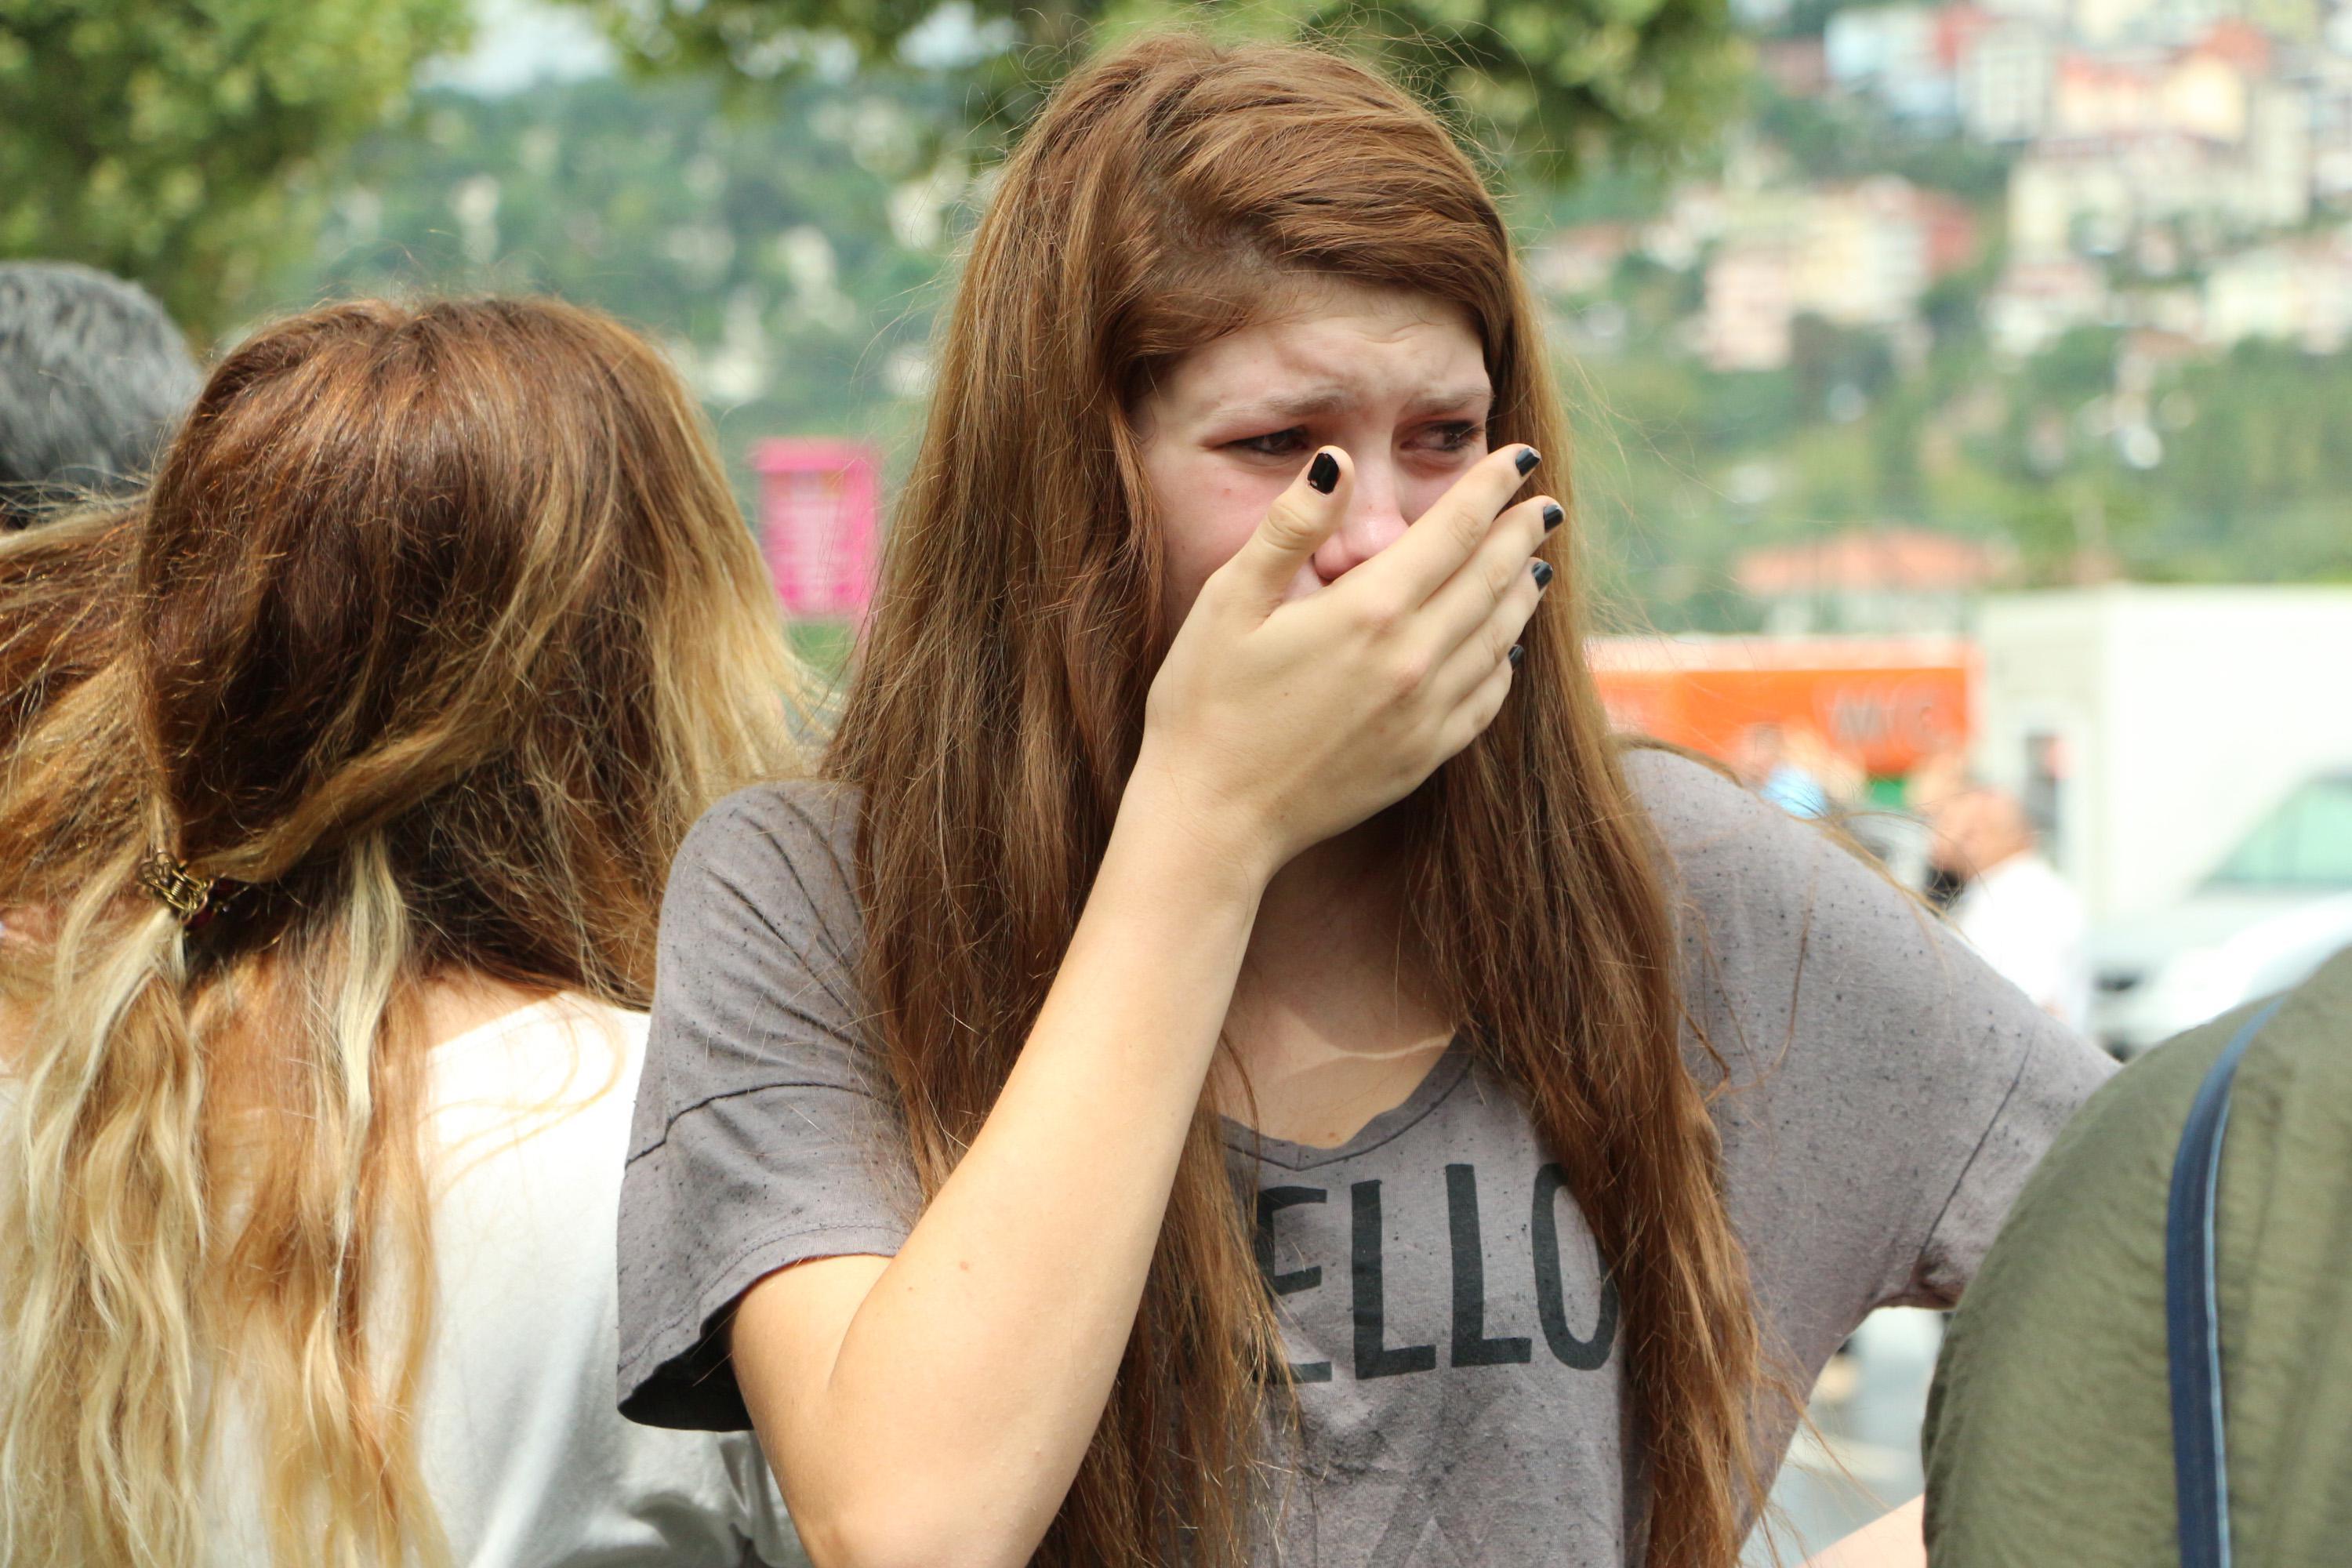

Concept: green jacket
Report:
left=1923, top=946, right=2352, bottom=1566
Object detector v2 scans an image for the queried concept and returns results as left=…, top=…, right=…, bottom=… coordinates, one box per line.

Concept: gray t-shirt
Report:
left=616, top=749, right=2114, bottom=1564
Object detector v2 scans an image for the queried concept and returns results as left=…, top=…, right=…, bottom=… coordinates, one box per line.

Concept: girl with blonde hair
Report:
left=1, top=296, right=809, bottom=1567
left=615, top=33, right=2114, bottom=1568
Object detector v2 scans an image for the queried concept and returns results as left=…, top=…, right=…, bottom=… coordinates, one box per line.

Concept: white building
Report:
left=1798, top=178, right=1936, bottom=328
left=2008, top=87, right=2312, bottom=265
left=2201, top=245, right=2304, bottom=342
left=1973, top=586, right=2352, bottom=920
left=2071, top=0, right=2237, bottom=42
left=1705, top=242, right=1800, bottom=371
left=1828, top=5, right=1940, bottom=92
left=2072, top=0, right=2165, bottom=42
left=2011, top=141, right=2143, bottom=257
left=1962, top=21, right=2060, bottom=141
left=1700, top=179, right=1942, bottom=368
left=1985, top=258, right=2114, bottom=356
left=2242, top=82, right=2315, bottom=229
left=2201, top=231, right=2352, bottom=350
left=1828, top=3, right=1976, bottom=122
left=2303, top=53, right=2352, bottom=199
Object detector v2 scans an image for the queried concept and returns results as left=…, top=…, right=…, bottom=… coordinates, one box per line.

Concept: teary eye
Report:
left=1232, top=427, right=1310, bottom=457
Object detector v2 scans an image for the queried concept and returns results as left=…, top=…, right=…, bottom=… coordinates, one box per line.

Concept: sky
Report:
left=425, top=0, right=618, bottom=95
left=424, top=0, right=1003, bottom=93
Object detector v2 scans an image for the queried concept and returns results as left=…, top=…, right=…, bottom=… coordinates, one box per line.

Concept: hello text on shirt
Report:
left=1253, top=1161, right=1621, bottom=1385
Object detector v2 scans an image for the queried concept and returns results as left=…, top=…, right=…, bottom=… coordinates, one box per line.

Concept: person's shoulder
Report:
left=543, top=991, right=652, bottom=1055
left=1617, top=742, right=1840, bottom=911
left=1926, top=1005, right=2240, bottom=1383
left=1621, top=742, right=1779, bottom=848
left=2160, top=949, right=2352, bottom=1160
left=438, top=991, right=650, bottom=1079
left=688, top=774, right=861, bottom=862
left=670, top=775, right=863, bottom=919
left=426, top=994, right=655, bottom=1171
left=2266, top=942, right=2352, bottom=1049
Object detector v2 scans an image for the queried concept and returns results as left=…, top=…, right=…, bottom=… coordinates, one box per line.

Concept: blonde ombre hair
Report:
left=0, top=298, right=808, bottom=1566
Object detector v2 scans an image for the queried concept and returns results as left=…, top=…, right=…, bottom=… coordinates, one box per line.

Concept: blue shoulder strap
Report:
left=2165, top=994, right=2288, bottom=1568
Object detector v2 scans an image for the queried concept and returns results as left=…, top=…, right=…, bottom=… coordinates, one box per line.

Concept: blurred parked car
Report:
left=2091, top=769, right=2352, bottom=1056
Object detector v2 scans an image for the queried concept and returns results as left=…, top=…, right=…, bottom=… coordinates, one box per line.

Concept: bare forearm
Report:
left=775, top=801, right=1265, bottom=1565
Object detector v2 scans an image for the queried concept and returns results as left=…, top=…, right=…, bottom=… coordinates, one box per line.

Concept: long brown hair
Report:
left=0, top=297, right=807, bottom=1568
left=829, top=31, right=1782, bottom=1568
left=0, top=501, right=133, bottom=762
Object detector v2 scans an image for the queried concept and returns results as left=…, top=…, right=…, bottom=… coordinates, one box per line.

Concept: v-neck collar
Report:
left=1222, top=1034, right=1475, bottom=1171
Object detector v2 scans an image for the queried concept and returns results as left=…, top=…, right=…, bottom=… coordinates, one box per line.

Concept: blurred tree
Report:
left=285, top=72, right=966, bottom=504
left=1788, top=313, right=1893, bottom=418
left=1748, top=82, right=2012, bottom=199
left=0, top=0, right=470, bottom=339
left=563, top=0, right=1748, bottom=182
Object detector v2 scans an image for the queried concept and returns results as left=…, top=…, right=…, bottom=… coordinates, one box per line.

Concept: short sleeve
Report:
left=1905, top=998, right=2112, bottom=1305
left=1624, top=747, right=2115, bottom=1380
left=617, top=782, right=917, bottom=1432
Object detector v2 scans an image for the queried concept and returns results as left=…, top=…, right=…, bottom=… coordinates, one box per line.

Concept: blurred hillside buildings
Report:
left=1694, top=178, right=1980, bottom=367
left=1735, top=526, right=2015, bottom=631
left=1553, top=0, right=2352, bottom=368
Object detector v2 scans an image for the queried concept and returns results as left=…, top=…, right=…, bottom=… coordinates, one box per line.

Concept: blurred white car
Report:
left=2091, top=769, right=2352, bottom=1057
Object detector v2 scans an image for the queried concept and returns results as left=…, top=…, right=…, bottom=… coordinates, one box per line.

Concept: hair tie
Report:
left=136, top=851, right=220, bottom=928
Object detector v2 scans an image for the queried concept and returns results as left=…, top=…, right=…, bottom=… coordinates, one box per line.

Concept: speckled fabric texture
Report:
left=616, top=748, right=2114, bottom=1564
left=1922, top=948, right=2352, bottom=1567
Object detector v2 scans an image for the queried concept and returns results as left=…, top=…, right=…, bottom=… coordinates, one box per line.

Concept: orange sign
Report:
left=1588, top=637, right=1974, bottom=778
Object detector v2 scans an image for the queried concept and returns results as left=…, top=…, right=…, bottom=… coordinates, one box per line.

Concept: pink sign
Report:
left=753, top=437, right=880, bottom=620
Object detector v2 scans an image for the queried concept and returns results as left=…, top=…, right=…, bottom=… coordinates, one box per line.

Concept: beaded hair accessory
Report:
left=136, top=851, right=220, bottom=929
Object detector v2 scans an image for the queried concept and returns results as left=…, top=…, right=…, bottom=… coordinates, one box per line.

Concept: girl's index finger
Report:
left=1346, top=444, right=1540, bottom=610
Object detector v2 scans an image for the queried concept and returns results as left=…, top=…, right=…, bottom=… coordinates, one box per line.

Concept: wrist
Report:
left=1110, top=753, right=1280, bottom=909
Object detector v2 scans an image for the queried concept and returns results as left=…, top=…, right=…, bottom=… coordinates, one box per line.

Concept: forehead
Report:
left=1149, top=281, right=1490, bottom=422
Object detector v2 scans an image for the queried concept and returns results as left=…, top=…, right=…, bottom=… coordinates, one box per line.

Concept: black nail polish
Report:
left=1515, top=447, right=1541, bottom=476
left=1307, top=452, right=1338, bottom=493
left=1530, top=560, right=1555, bottom=590
left=1508, top=644, right=1524, bottom=669
left=1541, top=502, right=1564, bottom=532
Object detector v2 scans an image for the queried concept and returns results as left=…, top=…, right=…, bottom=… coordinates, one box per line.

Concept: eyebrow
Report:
left=1208, top=383, right=1494, bottom=427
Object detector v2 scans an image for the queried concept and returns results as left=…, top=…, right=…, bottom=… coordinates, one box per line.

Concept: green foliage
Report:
left=563, top=0, right=1749, bottom=183
left=1788, top=314, right=1893, bottom=416
left=2118, top=343, right=2352, bottom=581
left=1748, top=79, right=2010, bottom=200
left=281, top=71, right=967, bottom=503
left=1564, top=308, right=2352, bottom=628
left=0, top=0, right=470, bottom=338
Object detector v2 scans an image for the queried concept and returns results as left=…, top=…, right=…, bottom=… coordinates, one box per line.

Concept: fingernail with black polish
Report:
left=1515, top=447, right=1541, bottom=476
left=1530, top=560, right=1555, bottom=589
left=1541, top=502, right=1564, bottom=532
left=1308, top=452, right=1339, bottom=494
left=1508, top=644, right=1524, bottom=669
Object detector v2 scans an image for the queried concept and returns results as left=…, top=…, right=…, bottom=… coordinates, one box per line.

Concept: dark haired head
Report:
left=0, top=263, right=199, bottom=527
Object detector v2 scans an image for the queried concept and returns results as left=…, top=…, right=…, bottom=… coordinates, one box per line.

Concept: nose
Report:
left=1311, top=455, right=1410, bottom=585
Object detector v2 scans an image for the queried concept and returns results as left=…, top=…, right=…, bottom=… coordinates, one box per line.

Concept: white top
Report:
left=205, top=994, right=799, bottom=1566
left=1948, top=851, right=2093, bottom=1036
